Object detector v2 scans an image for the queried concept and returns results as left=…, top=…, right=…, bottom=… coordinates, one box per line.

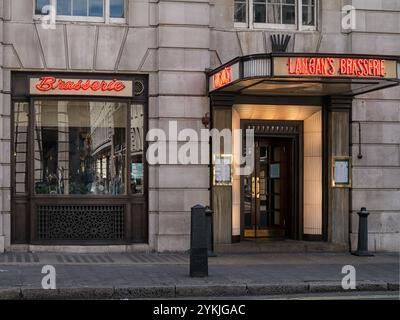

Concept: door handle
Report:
left=252, top=177, right=255, bottom=198
left=256, top=177, right=260, bottom=199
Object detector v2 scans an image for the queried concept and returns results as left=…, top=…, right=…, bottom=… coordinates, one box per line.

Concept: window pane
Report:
left=254, top=1, right=266, bottom=23
left=73, top=0, right=87, bottom=16
left=14, top=102, right=29, bottom=194
left=57, top=0, right=72, bottom=15
left=302, top=1, right=315, bottom=26
left=89, top=0, right=104, bottom=17
left=234, top=0, right=247, bottom=23
left=267, top=4, right=281, bottom=24
left=110, top=0, right=125, bottom=18
left=282, top=4, right=296, bottom=24
left=35, top=0, right=50, bottom=15
left=34, top=100, right=127, bottom=195
left=130, top=104, right=144, bottom=194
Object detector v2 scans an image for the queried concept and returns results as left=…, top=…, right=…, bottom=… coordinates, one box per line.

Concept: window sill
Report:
left=233, top=24, right=318, bottom=32
left=33, top=15, right=127, bottom=26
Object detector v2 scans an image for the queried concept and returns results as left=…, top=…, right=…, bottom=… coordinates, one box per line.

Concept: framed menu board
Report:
left=332, top=156, right=352, bottom=188
left=213, top=154, right=232, bottom=186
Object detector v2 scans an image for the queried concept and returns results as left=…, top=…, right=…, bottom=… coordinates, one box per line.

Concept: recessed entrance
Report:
left=229, top=104, right=323, bottom=243
left=243, top=137, right=294, bottom=239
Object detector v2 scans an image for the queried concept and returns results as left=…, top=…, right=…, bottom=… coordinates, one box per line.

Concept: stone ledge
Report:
left=0, top=288, right=21, bottom=300
left=21, top=287, right=114, bottom=300
left=309, top=280, right=388, bottom=293
left=175, top=284, right=247, bottom=297
left=247, top=283, right=309, bottom=295
left=0, top=280, right=394, bottom=299
left=388, top=282, right=400, bottom=291
left=114, top=286, right=175, bottom=299
left=9, top=244, right=153, bottom=254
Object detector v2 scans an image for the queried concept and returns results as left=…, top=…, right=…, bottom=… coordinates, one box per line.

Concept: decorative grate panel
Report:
left=37, top=205, right=125, bottom=241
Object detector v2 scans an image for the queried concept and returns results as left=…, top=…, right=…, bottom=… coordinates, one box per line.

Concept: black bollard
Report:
left=190, top=204, right=208, bottom=277
left=353, top=207, right=374, bottom=256
left=205, top=206, right=216, bottom=257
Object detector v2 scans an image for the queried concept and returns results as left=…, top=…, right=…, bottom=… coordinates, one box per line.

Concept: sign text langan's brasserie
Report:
left=274, top=56, right=398, bottom=78
left=30, top=76, right=133, bottom=97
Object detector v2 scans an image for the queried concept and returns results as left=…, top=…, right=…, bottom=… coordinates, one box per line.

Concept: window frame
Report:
left=34, top=0, right=127, bottom=24
left=234, top=0, right=318, bottom=31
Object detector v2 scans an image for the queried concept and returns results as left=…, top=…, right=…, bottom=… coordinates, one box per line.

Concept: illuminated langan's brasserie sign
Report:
left=274, top=56, right=398, bottom=78
left=30, top=76, right=133, bottom=97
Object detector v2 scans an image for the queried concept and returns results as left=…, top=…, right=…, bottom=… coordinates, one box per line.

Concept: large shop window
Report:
left=32, top=100, right=143, bottom=196
left=35, top=0, right=125, bottom=22
left=234, top=0, right=317, bottom=30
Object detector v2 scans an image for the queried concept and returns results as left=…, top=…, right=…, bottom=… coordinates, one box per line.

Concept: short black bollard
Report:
left=353, top=207, right=374, bottom=257
left=190, top=204, right=208, bottom=277
left=205, top=206, right=216, bottom=257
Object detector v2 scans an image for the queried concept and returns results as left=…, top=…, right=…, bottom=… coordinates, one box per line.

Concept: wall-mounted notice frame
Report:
left=213, top=154, right=233, bottom=186
left=332, top=156, right=352, bottom=188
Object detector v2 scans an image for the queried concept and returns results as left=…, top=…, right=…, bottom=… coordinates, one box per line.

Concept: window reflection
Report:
left=234, top=0, right=247, bottom=23
left=34, top=100, right=127, bottom=195
left=302, top=0, right=315, bottom=26
left=130, top=104, right=144, bottom=194
left=110, top=0, right=125, bottom=18
left=57, top=0, right=72, bottom=15
left=73, top=0, right=87, bottom=16
left=35, top=0, right=50, bottom=15
left=89, top=0, right=104, bottom=17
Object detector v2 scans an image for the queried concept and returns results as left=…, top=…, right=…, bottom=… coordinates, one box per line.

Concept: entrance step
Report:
left=215, top=240, right=348, bottom=254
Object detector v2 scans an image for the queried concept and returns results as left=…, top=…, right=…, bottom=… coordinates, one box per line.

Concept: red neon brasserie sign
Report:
left=30, top=76, right=133, bottom=97
left=36, top=76, right=125, bottom=92
left=287, top=57, right=387, bottom=77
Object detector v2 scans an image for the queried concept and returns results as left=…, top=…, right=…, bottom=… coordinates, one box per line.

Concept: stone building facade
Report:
left=0, top=0, right=399, bottom=253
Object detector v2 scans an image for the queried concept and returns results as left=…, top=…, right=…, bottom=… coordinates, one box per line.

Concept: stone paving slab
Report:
left=0, top=252, right=397, bottom=266
left=0, top=253, right=398, bottom=299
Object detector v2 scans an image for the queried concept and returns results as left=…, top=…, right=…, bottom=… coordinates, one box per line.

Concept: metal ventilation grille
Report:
left=245, top=124, right=299, bottom=135
left=243, top=58, right=271, bottom=78
left=37, top=205, right=125, bottom=241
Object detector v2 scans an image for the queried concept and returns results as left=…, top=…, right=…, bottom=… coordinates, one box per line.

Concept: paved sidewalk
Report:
left=0, top=252, right=398, bottom=299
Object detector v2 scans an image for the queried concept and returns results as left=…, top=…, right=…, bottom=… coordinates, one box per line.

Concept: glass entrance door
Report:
left=243, top=137, right=293, bottom=238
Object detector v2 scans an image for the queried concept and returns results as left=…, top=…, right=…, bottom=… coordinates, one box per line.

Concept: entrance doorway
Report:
left=243, top=137, right=294, bottom=239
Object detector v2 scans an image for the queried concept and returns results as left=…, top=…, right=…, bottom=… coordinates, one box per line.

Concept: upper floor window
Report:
left=234, top=0, right=317, bottom=30
left=35, top=0, right=125, bottom=23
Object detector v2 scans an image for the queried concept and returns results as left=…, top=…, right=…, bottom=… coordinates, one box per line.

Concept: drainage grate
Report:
left=55, top=254, right=115, bottom=264
left=126, top=254, right=188, bottom=264
left=0, top=253, right=40, bottom=263
left=0, top=253, right=189, bottom=265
